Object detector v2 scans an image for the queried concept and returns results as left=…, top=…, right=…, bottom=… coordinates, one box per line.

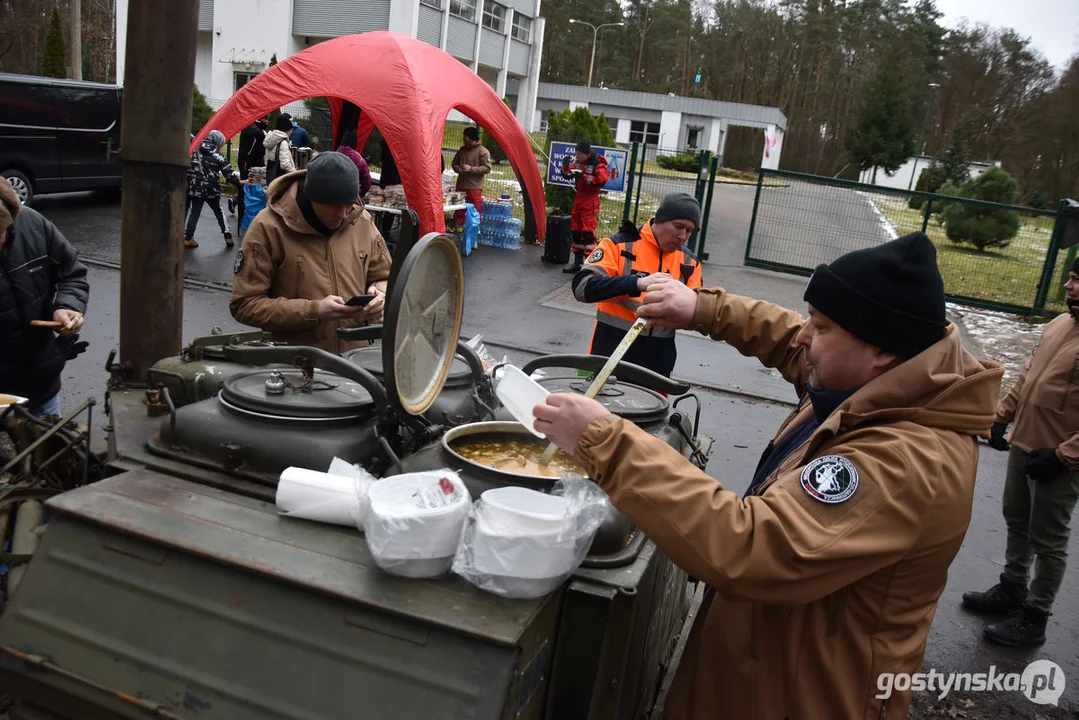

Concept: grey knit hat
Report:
left=304, top=152, right=360, bottom=204
left=655, top=192, right=701, bottom=228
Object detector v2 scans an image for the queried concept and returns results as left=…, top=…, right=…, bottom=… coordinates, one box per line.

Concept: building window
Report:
left=511, top=13, right=531, bottom=42
left=629, top=121, right=660, bottom=145
left=686, top=126, right=702, bottom=149
left=450, top=0, right=477, bottom=22
left=608, top=118, right=618, bottom=137
left=539, top=116, right=549, bottom=133
left=234, top=72, right=258, bottom=92
left=482, top=2, right=506, bottom=32
left=420, top=0, right=442, bottom=7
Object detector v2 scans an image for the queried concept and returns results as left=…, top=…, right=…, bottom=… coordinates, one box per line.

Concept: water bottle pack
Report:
left=479, top=199, right=522, bottom=250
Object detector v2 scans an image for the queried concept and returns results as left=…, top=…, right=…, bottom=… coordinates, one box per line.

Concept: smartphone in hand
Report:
left=345, top=294, right=376, bottom=307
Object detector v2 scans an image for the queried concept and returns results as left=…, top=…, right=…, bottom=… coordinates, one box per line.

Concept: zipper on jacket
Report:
left=877, top=697, right=889, bottom=719
left=326, top=240, right=342, bottom=353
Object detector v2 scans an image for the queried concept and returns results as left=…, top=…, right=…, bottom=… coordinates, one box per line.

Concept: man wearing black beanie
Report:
left=964, top=255, right=1079, bottom=647
left=534, top=231, right=1004, bottom=718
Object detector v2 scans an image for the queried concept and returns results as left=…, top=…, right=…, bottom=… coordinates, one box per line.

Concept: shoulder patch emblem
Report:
left=233, top=250, right=245, bottom=275
left=800, top=455, right=859, bottom=504
left=588, top=248, right=604, bottom=263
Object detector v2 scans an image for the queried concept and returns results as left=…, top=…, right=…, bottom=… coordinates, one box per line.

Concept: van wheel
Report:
left=1, top=170, right=33, bottom=205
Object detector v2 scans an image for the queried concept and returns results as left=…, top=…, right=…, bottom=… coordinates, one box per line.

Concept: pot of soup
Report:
left=442, top=421, right=588, bottom=487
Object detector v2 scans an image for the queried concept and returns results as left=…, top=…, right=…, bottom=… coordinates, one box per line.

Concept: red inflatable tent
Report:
left=192, top=31, right=545, bottom=240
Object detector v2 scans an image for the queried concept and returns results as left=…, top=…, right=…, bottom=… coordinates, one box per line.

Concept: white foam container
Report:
left=276, top=467, right=364, bottom=527
left=472, top=487, right=577, bottom=580
left=365, top=471, right=470, bottom=578
left=495, top=365, right=550, bottom=437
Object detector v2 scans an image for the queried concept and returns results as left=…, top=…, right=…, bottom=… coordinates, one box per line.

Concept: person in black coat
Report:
left=232, top=116, right=269, bottom=218
left=0, top=177, right=89, bottom=417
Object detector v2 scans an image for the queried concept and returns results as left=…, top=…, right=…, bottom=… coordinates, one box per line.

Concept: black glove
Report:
left=1025, top=448, right=1065, bottom=481
left=988, top=422, right=1010, bottom=451
left=57, top=334, right=88, bottom=360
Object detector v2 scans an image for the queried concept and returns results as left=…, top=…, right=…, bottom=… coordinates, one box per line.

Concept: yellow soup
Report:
left=450, top=435, right=586, bottom=478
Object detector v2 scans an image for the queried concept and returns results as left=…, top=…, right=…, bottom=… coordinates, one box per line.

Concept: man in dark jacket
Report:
left=232, top=116, right=269, bottom=218
left=0, top=177, right=89, bottom=417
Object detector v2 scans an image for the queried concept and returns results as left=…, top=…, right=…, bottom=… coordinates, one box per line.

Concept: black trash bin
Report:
left=543, top=215, right=572, bottom=264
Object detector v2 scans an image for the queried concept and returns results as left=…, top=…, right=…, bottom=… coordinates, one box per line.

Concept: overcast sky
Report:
left=933, top=0, right=1078, bottom=71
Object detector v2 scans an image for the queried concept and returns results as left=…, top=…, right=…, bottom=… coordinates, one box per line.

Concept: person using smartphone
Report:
left=230, top=152, right=391, bottom=354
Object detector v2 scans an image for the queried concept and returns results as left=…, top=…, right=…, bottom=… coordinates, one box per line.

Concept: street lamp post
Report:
left=907, top=82, right=941, bottom=192
left=569, top=19, right=625, bottom=88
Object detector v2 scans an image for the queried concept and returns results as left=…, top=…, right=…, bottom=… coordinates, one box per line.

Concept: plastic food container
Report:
left=365, top=471, right=470, bottom=578
left=495, top=365, right=550, bottom=437
left=471, top=487, right=577, bottom=588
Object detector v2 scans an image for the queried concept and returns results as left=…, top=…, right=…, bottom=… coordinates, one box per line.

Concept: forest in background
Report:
left=541, top=0, right=1078, bottom=203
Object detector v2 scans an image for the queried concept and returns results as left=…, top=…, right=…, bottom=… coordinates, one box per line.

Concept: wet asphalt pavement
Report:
left=28, top=189, right=1079, bottom=716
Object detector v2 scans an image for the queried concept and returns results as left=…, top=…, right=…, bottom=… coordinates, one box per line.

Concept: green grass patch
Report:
left=872, top=197, right=1065, bottom=314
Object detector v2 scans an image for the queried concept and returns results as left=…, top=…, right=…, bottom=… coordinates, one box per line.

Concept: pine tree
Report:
left=846, top=47, right=915, bottom=182
left=937, top=129, right=971, bottom=186
left=191, top=86, right=213, bottom=136
left=942, top=167, right=1021, bottom=250
left=41, top=7, right=67, bottom=78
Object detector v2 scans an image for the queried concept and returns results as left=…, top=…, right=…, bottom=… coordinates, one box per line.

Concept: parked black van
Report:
left=0, top=73, right=123, bottom=205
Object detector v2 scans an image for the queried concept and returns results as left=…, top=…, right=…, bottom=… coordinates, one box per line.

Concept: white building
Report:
left=859, top=156, right=1002, bottom=191
left=513, top=82, right=788, bottom=168
left=115, top=0, right=545, bottom=129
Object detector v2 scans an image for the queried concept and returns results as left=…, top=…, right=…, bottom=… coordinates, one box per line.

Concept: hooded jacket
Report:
left=996, top=308, right=1079, bottom=467
left=263, top=130, right=297, bottom=176
left=571, top=289, right=1003, bottom=720
left=187, top=135, right=239, bottom=200
left=238, top=120, right=267, bottom=171
left=0, top=179, right=89, bottom=406
left=229, top=170, right=391, bottom=354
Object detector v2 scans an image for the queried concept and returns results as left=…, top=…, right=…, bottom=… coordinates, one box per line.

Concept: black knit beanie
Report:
left=276, top=115, right=294, bottom=132
left=463, top=126, right=480, bottom=141
left=655, top=192, right=701, bottom=228
left=803, top=232, right=947, bottom=358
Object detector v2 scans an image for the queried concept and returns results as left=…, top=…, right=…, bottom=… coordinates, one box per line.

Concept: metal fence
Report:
left=745, top=169, right=1076, bottom=316
left=621, top=143, right=719, bottom=259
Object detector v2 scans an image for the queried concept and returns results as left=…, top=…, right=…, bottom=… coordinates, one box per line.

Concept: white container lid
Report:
left=494, top=365, right=550, bottom=437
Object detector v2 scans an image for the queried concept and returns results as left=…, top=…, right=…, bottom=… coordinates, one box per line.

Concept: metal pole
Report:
left=119, top=0, right=199, bottom=383
left=744, top=168, right=766, bottom=266
left=587, top=26, right=597, bottom=88
left=907, top=83, right=940, bottom=192
left=696, top=155, right=718, bottom=261
left=622, top=141, right=638, bottom=222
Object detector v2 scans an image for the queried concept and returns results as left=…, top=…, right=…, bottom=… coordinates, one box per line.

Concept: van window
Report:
left=0, top=82, right=57, bottom=128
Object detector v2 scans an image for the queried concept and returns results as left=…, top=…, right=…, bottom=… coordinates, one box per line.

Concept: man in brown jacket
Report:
left=534, top=232, right=1003, bottom=719
left=962, top=257, right=1079, bottom=647
left=230, top=152, right=392, bottom=354
left=451, top=126, right=491, bottom=226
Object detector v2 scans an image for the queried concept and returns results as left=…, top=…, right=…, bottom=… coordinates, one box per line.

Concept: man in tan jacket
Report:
left=963, top=257, right=1079, bottom=647
left=534, top=232, right=1003, bottom=719
left=451, top=126, right=491, bottom=226
left=230, top=152, right=391, bottom=354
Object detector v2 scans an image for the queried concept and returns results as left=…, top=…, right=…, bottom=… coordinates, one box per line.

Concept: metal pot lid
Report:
left=381, top=233, right=465, bottom=416
left=345, top=345, right=473, bottom=387
left=535, top=376, right=669, bottom=423
left=220, top=368, right=375, bottom=419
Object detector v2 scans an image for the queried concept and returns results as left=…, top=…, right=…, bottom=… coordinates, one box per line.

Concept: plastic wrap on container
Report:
left=276, top=460, right=376, bottom=527
left=464, top=334, right=507, bottom=375
left=364, top=470, right=471, bottom=578
left=452, top=475, right=610, bottom=599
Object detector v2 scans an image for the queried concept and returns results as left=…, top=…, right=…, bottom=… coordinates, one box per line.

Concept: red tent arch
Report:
left=192, top=31, right=544, bottom=240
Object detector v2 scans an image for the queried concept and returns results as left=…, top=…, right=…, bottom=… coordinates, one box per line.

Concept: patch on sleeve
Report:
left=233, top=250, right=245, bottom=275
left=800, top=455, right=859, bottom=504
left=588, top=248, right=604, bottom=263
